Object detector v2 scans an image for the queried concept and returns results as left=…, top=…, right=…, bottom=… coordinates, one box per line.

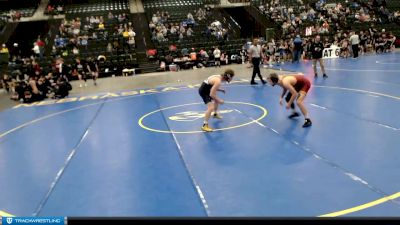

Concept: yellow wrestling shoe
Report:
left=201, top=124, right=213, bottom=132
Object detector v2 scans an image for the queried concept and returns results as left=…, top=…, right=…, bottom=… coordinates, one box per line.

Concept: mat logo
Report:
left=6, top=217, right=13, bottom=224
left=169, top=110, right=233, bottom=122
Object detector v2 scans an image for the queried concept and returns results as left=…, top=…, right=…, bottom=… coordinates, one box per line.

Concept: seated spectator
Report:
left=158, top=61, right=166, bottom=71
left=47, top=5, right=55, bottom=15
left=169, top=44, right=177, bottom=52
left=57, top=5, right=63, bottom=13
left=98, top=55, right=106, bottom=62
left=107, top=43, right=113, bottom=53
left=128, top=28, right=136, bottom=38
left=187, top=27, right=193, bottom=37
left=149, top=21, right=156, bottom=31
left=36, top=76, right=49, bottom=99
left=200, top=49, right=209, bottom=59
left=190, top=48, right=197, bottom=61
left=128, top=37, right=135, bottom=48
left=99, top=22, right=105, bottom=30
left=165, top=54, right=173, bottom=65
left=72, top=47, right=79, bottom=55
left=123, top=29, right=129, bottom=39
left=152, top=14, right=158, bottom=24
left=0, top=44, right=9, bottom=53
left=108, top=12, right=114, bottom=20
left=94, top=16, right=100, bottom=24
left=181, top=47, right=189, bottom=57
left=187, top=13, right=194, bottom=21
left=147, top=49, right=157, bottom=59
left=156, top=32, right=165, bottom=42
left=80, top=36, right=88, bottom=48
left=375, top=37, right=385, bottom=53
left=55, top=36, right=67, bottom=48
left=54, top=77, right=71, bottom=99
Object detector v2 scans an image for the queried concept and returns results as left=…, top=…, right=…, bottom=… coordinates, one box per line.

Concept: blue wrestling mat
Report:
left=1, top=53, right=400, bottom=217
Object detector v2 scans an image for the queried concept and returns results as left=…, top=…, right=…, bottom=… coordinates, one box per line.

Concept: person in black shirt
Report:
left=375, top=37, right=385, bottom=53
left=72, top=58, right=87, bottom=87
left=310, top=35, right=327, bottom=78
left=86, top=57, right=98, bottom=86
left=37, top=75, right=49, bottom=99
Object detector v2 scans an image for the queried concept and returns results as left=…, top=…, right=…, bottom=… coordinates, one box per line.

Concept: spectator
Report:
left=36, top=38, right=45, bottom=59
left=57, top=5, right=63, bottom=13
left=293, top=35, right=303, bottom=62
left=107, top=43, right=113, bottom=53
left=181, top=47, right=189, bottom=57
left=86, top=57, right=98, bottom=86
left=1, top=73, right=11, bottom=92
left=32, top=43, right=41, bottom=58
left=72, top=46, right=79, bottom=55
left=128, top=28, right=136, bottom=38
left=108, top=12, right=114, bottom=20
left=99, top=22, right=105, bottom=30
left=128, top=36, right=135, bottom=49
left=187, top=13, right=194, bottom=21
left=187, top=27, right=193, bottom=37
left=72, top=58, right=87, bottom=87
left=213, top=47, right=221, bottom=67
left=0, top=44, right=8, bottom=53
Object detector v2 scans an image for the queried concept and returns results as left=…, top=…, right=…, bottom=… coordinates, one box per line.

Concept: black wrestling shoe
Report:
left=251, top=81, right=258, bottom=85
left=288, top=112, right=300, bottom=119
left=302, top=118, right=312, bottom=127
left=314, top=73, right=318, bottom=78
left=261, top=80, right=267, bottom=85
left=323, top=74, right=328, bottom=78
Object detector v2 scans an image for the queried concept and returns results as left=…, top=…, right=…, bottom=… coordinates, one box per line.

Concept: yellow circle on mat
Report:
left=138, top=101, right=268, bottom=134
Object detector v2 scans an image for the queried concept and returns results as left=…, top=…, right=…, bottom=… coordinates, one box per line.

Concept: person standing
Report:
left=310, top=35, right=327, bottom=78
left=248, top=38, right=266, bottom=85
left=36, top=38, right=45, bottom=59
left=72, top=58, right=87, bottom=87
left=292, top=35, right=303, bottom=63
left=213, top=46, right=221, bottom=68
left=86, top=57, right=99, bottom=86
left=349, top=31, right=360, bottom=58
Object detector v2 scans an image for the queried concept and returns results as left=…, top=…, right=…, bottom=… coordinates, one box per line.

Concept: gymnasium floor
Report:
left=0, top=53, right=400, bottom=217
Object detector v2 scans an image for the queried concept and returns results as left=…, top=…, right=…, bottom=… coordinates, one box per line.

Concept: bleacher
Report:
left=0, top=0, right=41, bottom=19
left=143, top=0, right=203, bottom=8
left=252, top=0, right=400, bottom=41
left=144, top=0, right=245, bottom=65
left=65, top=0, right=129, bottom=14
left=387, top=0, right=400, bottom=10
left=227, top=0, right=251, bottom=3
left=46, top=0, right=128, bottom=15
left=49, top=0, right=138, bottom=77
